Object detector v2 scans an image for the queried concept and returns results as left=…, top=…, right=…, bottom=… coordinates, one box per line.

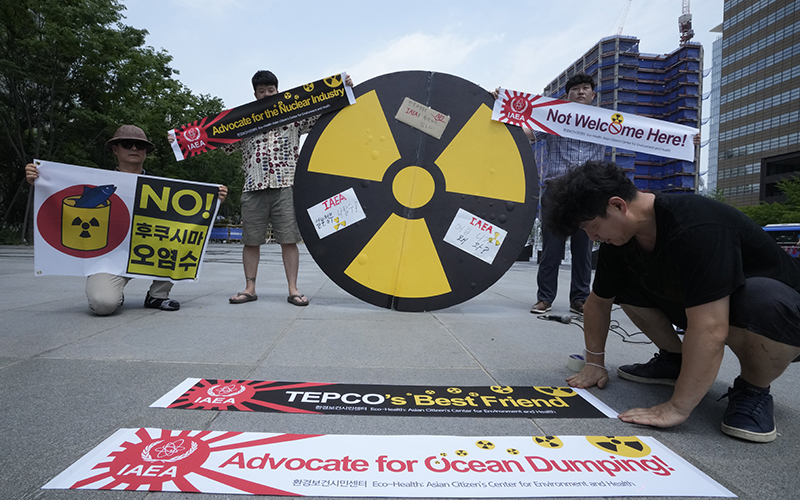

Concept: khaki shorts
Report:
left=241, top=187, right=302, bottom=245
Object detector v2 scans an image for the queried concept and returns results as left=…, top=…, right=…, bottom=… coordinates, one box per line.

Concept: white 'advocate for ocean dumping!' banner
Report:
left=492, top=89, right=698, bottom=161
left=43, top=428, right=734, bottom=497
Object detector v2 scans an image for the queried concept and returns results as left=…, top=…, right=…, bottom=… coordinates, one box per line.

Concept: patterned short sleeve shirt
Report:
left=224, top=116, right=319, bottom=192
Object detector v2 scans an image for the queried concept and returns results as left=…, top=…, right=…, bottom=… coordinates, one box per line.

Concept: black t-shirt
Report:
left=593, top=194, right=800, bottom=308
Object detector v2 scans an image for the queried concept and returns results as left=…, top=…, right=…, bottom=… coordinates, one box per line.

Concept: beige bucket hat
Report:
left=105, top=125, right=155, bottom=153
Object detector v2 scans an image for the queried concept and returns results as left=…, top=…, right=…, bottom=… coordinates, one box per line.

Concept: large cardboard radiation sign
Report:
left=294, top=71, right=538, bottom=311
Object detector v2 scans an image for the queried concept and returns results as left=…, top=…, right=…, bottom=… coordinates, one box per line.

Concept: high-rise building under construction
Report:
left=537, top=35, right=702, bottom=194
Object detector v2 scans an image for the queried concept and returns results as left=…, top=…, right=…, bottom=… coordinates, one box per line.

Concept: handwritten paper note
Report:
left=306, top=188, right=366, bottom=239
left=394, top=97, right=450, bottom=139
left=443, top=208, right=507, bottom=264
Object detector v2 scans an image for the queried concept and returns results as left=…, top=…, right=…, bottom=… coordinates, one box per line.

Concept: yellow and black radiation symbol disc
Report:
left=295, top=71, right=538, bottom=311
left=455, top=449, right=468, bottom=456
left=586, top=436, right=651, bottom=458
left=533, top=436, right=564, bottom=449
left=611, top=113, right=624, bottom=124
left=490, top=386, right=513, bottom=394
left=533, top=386, right=577, bottom=398
left=447, top=387, right=462, bottom=394
left=475, top=440, right=495, bottom=450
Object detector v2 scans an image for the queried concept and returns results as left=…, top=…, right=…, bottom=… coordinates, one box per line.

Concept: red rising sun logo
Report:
left=207, top=383, right=247, bottom=398
left=142, top=438, right=198, bottom=462
left=511, top=96, right=529, bottom=114
left=184, top=127, right=202, bottom=142
left=167, top=379, right=332, bottom=413
left=67, top=428, right=317, bottom=494
left=496, top=90, right=565, bottom=136
left=173, top=112, right=239, bottom=159
left=496, top=91, right=537, bottom=126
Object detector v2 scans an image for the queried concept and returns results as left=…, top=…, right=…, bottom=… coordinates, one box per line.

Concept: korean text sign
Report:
left=33, top=160, right=219, bottom=282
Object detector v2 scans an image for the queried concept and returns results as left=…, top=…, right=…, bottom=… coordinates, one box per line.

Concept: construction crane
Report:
left=679, top=0, right=695, bottom=44
left=611, top=0, right=633, bottom=35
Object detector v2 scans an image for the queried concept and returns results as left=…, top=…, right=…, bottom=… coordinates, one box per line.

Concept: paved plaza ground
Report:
left=1, top=243, right=798, bottom=499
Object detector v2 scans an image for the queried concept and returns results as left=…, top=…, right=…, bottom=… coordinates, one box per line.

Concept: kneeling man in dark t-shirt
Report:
left=546, top=160, right=800, bottom=443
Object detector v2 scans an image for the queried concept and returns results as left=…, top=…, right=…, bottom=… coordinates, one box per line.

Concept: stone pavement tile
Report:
left=0, top=358, right=235, bottom=500
left=41, top=313, right=293, bottom=364
left=247, top=366, right=501, bottom=386
left=2, top=244, right=798, bottom=500
left=259, top=318, right=481, bottom=370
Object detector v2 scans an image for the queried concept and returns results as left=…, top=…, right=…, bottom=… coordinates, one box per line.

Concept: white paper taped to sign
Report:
left=443, top=208, right=507, bottom=265
left=394, top=97, right=450, bottom=139
left=307, top=188, right=366, bottom=239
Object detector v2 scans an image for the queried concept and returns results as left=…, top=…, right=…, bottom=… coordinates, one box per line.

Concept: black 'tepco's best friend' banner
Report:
left=168, top=72, right=355, bottom=161
left=152, top=379, right=618, bottom=419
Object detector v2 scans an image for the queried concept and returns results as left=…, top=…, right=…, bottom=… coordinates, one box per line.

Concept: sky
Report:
left=121, top=0, right=724, bottom=177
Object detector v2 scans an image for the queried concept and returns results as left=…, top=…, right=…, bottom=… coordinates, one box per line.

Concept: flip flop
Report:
left=287, top=294, right=309, bottom=306
left=229, top=292, right=258, bottom=304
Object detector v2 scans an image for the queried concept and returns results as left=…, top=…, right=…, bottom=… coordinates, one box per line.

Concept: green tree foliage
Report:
left=705, top=188, right=726, bottom=203
left=738, top=178, right=800, bottom=226
left=0, top=0, right=242, bottom=237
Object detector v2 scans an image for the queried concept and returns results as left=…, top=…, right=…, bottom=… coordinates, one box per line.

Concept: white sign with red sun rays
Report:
left=491, top=89, right=698, bottom=161
left=32, top=161, right=220, bottom=281
left=43, top=428, right=734, bottom=497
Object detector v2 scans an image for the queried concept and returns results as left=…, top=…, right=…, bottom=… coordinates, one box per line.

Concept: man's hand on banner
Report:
left=217, top=185, right=228, bottom=203
left=345, top=74, right=354, bottom=87
left=25, top=163, right=39, bottom=185
left=694, top=132, right=701, bottom=146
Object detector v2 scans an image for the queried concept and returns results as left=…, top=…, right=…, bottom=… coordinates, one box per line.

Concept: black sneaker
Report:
left=719, top=377, right=776, bottom=443
left=617, top=349, right=681, bottom=386
left=144, top=292, right=180, bottom=311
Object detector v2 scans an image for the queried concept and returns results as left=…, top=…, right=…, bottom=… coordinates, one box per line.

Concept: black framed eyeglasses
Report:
left=118, top=140, right=149, bottom=150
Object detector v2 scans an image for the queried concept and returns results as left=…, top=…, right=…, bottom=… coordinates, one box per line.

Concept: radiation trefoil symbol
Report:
left=294, top=71, right=537, bottom=312
left=72, top=215, right=100, bottom=239
left=586, top=436, right=651, bottom=458
left=324, top=74, right=343, bottom=87
left=61, top=184, right=117, bottom=251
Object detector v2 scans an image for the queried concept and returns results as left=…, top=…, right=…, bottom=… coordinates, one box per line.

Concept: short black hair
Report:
left=252, top=70, right=279, bottom=91
left=565, top=73, right=595, bottom=93
left=543, top=161, right=638, bottom=237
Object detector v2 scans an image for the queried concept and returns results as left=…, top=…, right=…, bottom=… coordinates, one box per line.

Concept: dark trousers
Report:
left=537, top=203, right=592, bottom=305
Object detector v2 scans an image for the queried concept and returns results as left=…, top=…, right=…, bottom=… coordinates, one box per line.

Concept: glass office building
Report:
left=717, top=0, right=800, bottom=206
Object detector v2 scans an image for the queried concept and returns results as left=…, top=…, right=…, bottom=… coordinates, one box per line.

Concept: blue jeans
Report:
left=536, top=195, right=592, bottom=305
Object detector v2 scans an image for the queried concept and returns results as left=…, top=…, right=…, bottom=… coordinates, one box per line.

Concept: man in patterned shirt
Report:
left=529, top=73, right=606, bottom=317
left=227, top=70, right=351, bottom=306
